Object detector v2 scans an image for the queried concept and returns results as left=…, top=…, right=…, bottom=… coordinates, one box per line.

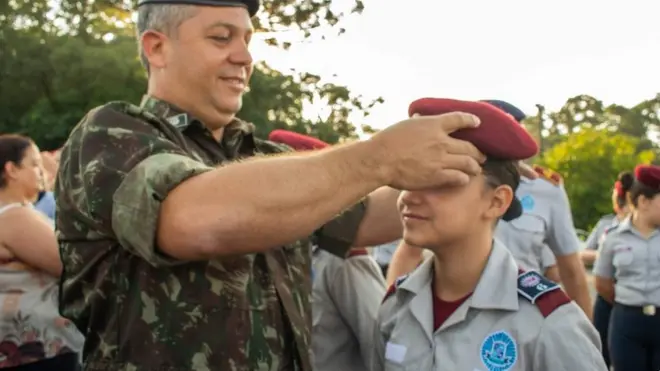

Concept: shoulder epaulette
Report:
left=382, top=274, right=408, bottom=303
left=517, top=270, right=570, bottom=317
left=347, top=247, right=369, bottom=258
left=533, top=165, right=563, bottom=186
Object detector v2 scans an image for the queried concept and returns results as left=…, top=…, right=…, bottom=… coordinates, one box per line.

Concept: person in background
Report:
left=32, top=151, right=59, bottom=221
left=269, top=130, right=386, bottom=371
left=594, top=165, right=660, bottom=371
left=582, top=171, right=633, bottom=368
left=373, top=98, right=606, bottom=371
left=581, top=171, right=634, bottom=266
left=0, top=134, right=83, bottom=370
left=373, top=240, right=399, bottom=278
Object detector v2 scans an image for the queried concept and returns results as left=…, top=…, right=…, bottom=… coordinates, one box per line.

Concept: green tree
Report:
left=537, top=128, right=655, bottom=230
left=1, top=0, right=381, bottom=148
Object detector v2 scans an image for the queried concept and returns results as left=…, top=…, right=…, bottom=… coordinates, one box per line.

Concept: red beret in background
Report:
left=408, top=98, right=539, bottom=160
left=268, top=130, right=329, bottom=151
left=634, top=165, right=660, bottom=189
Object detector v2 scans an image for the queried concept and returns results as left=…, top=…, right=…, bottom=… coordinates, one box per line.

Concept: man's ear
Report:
left=486, top=185, right=514, bottom=219
left=141, top=30, right=169, bottom=70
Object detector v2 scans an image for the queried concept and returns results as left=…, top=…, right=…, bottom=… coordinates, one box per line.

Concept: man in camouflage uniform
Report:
left=54, top=0, right=488, bottom=370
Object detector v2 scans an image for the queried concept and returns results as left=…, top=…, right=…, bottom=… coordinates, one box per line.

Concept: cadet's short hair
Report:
left=482, top=159, right=520, bottom=194
left=135, top=4, right=198, bottom=74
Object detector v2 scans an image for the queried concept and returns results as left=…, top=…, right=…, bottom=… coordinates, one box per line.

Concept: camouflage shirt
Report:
left=55, top=96, right=367, bottom=371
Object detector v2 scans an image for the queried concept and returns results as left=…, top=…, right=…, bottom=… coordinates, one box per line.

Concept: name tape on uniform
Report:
left=384, top=342, right=407, bottom=364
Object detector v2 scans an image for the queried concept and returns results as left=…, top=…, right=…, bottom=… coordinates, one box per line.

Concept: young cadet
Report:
left=583, top=171, right=633, bottom=368
left=269, top=130, right=386, bottom=371
left=372, top=98, right=607, bottom=371
left=386, top=100, right=593, bottom=317
left=593, top=165, right=660, bottom=371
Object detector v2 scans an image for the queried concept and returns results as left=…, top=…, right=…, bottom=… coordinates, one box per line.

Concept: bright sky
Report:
left=250, top=0, right=660, bottom=132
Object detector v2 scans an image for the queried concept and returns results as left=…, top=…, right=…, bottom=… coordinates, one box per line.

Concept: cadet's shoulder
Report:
left=517, top=270, right=570, bottom=318
left=532, top=165, right=563, bottom=187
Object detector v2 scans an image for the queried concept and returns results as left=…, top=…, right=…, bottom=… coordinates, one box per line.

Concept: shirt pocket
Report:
left=613, top=250, right=634, bottom=268
left=509, top=214, right=547, bottom=250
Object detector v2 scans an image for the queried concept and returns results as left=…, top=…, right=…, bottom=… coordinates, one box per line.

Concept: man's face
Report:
left=397, top=174, right=513, bottom=248
left=144, top=6, right=254, bottom=128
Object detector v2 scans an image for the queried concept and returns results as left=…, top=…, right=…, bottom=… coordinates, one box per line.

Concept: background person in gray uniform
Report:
left=594, top=164, right=660, bottom=371
left=481, top=99, right=593, bottom=318
left=373, top=239, right=400, bottom=278
left=584, top=171, right=633, bottom=368
left=373, top=97, right=606, bottom=371
left=581, top=171, right=634, bottom=266
left=312, top=245, right=385, bottom=371
left=269, top=130, right=386, bottom=371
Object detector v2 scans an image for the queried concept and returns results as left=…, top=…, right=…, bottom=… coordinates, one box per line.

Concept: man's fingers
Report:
left=433, top=112, right=480, bottom=134
left=444, top=137, right=486, bottom=164
left=441, top=154, right=483, bottom=177
left=436, top=169, right=471, bottom=187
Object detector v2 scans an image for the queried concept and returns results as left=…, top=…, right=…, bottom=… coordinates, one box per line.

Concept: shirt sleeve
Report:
left=325, top=253, right=386, bottom=368
left=533, top=304, right=608, bottom=370
left=584, top=219, right=606, bottom=251
left=545, top=184, right=582, bottom=257
left=593, top=235, right=616, bottom=279
left=315, top=200, right=368, bottom=258
left=540, top=245, right=557, bottom=269
left=65, top=105, right=213, bottom=267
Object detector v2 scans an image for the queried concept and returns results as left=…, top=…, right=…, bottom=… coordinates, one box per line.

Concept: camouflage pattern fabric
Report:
left=54, top=96, right=367, bottom=371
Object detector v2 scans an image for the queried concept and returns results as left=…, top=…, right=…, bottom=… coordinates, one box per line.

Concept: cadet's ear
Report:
left=486, top=184, right=514, bottom=219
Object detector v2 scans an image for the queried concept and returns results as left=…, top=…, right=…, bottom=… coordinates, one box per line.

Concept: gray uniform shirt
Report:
left=593, top=217, right=660, bottom=306
left=373, top=240, right=401, bottom=267
left=312, top=246, right=386, bottom=371
left=495, top=177, right=581, bottom=272
left=584, top=214, right=617, bottom=251
left=372, top=240, right=606, bottom=371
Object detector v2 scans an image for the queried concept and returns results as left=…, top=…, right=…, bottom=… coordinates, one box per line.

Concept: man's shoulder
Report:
left=254, top=137, right=294, bottom=155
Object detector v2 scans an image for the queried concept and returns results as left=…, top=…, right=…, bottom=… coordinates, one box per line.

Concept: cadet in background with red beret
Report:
left=269, top=130, right=386, bottom=371
left=593, top=165, right=660, bottom=371
left=372, top=98, right=606, bottom=371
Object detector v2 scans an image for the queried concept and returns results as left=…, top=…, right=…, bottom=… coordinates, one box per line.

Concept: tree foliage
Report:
left=537, top=128, right=655, bottom=230
left=1, top=0, right=380, bottom=148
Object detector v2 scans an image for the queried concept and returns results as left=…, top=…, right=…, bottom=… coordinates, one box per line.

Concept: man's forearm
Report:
left=354, top=187, right=402, bottom=247
left=557, top=256, right=593, bottom=319
left=160, top=141, right=387, bottom=257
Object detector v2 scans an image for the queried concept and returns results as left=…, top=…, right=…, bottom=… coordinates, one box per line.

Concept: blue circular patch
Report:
left=480, top=330, right=518, bottom=371
left=520, top=195, right=535, bottom=211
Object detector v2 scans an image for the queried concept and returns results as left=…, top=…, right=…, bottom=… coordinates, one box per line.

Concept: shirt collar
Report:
left=139, top=95, right=257, bottom=154
left=398, top=239, right=519, bottom=311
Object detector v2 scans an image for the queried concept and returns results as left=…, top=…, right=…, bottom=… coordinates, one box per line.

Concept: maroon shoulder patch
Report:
left=517, top=270, right=570, bottom=317
left=534, top=289, right=571, bottom=317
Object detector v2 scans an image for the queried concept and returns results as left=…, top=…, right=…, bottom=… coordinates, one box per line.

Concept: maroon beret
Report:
left=408, top=98, right=539, bottom=160
left=634, top=165, right=660, bottom=189
left=268, top=130, right=329, bottom=151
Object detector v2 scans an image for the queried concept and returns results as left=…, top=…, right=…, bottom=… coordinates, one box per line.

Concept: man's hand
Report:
left=369, top=112, right=486, bottom=190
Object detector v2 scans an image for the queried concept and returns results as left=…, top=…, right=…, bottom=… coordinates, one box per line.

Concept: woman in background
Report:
left=582, top=171, right=633, bottom=368
left=0, top=134, right=83, bottom=370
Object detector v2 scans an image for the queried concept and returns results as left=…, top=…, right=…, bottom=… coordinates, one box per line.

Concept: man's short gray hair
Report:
left=136, top=4, right=198, bottom=73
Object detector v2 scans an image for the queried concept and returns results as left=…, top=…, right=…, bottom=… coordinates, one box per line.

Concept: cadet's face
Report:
left=397, top=175, right=512, bottom=248
left=149, top=6, right=254, bottom=123
left=640, top=194, right=660, bottom=225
